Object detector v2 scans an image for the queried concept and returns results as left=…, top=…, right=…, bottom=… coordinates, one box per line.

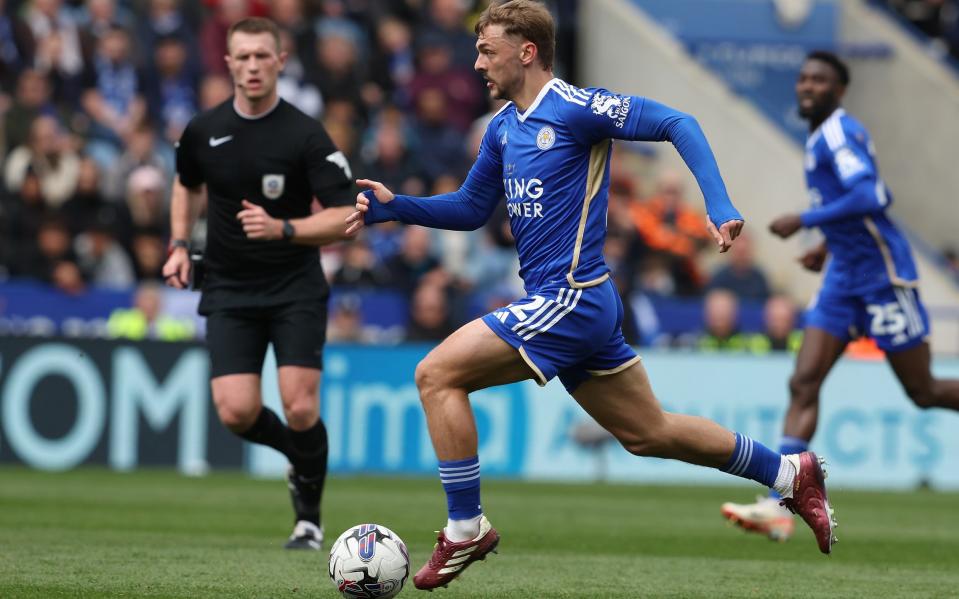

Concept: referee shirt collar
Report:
left=233, top=96, right=281, bottom=120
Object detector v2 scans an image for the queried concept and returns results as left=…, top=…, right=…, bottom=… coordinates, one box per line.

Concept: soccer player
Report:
left=161, top=17, right=355, bottom=550
left=721, top=51, right=959, bottom=541
left=345, top=1, right=837, bottom=589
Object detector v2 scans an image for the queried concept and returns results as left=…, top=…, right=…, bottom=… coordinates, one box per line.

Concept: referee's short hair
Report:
left=805, top=50, right=850, bottom=86
left=227, top=17, right=281, bottom=52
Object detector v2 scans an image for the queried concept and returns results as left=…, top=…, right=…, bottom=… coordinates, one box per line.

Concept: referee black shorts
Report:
left=205, top=300, right=328, bottom=378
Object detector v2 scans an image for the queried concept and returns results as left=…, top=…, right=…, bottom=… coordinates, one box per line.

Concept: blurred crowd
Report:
left=0, top=0, right=806, bottom=353
left=880, top=0, right=959, bottom=59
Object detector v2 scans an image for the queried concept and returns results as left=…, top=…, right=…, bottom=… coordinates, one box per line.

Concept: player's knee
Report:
left=215, top=400, right=259, bottom=433
left=414, top=358, right=449, bottom=398
left=619, top=434, right=663, bottom=457
left=905, top=385, right=935, bottom=409
left=284, top=398, right=318, bottom=430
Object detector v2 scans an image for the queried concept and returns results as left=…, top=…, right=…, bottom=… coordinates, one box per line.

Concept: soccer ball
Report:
left=328, top=523, right=410, bottom=598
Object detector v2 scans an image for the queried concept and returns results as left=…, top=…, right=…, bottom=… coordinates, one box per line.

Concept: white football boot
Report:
left=721, top=495, right=795, bottom=542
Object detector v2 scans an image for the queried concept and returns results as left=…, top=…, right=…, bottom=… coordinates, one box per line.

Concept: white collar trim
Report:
left=807, top=107, right=844, bottom=148
left=233, top=96, right=281, bottom=120
left=516, top=78, right=559, bottom=123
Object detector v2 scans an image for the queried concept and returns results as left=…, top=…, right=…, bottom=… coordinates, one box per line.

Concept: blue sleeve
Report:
left=801, top=178, right=888, bottom=228
left=827, top=123, right=876, bottom=190
left=565, top=90, right=741, bottom=227
left=365, top=121, right=503, bottom=230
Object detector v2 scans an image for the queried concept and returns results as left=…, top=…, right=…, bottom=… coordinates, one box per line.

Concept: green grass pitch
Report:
left=1, top=467, right=957, bottom=598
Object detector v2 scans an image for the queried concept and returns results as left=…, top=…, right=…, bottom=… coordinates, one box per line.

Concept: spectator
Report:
left=3, top=114, right=80, bottom=208
left=103, top=121, right=172, bottom=202
left=276, top=28, right=323, bottom=118
left=332, top=237, right=392, bottom=289
left=405, top=281, right=455, bottom=342
left=199, top=0, right=251, bottom=76
left=408, top=31, right=485, bottom=133
left=0, top=0, right=32, bottom=93
left=360, top=112, right=427, bottom=195
left=144, top=34, right=199, bottom=144
left=4, top=68, right=68, bottom=152
left=270, top=0, right=317, bottom=74
left=61, top=156, right=133, bottom=241
left=697, top=288, right=745, bottom=351
left=368, top=16, right=416, bottom=107
left=125, top=165, right=168, bottom=229
left=327, top=293, right=367, bottom=343
left=130, top=227, right=167, bottom=282
left=417, top=0, right=478, bottom=70
left=138, top=0, right=201, bottom=77
left=23, top=0, right=86, bottom=103
left=762, top=294, right=802, bottom=352
left=80, top=25, right=146, bottom=167
left=707, top=231, right=770, bottom=301
left=74, top=210, right=136, bottom=289
left=16, top=214, right=83, bottom=294
left=4, top=167, right=48, bottom=266
left=630, top=170, right=712, bottom=296
left=312, top=25, right=365, bottom=111
left=107, top=282, right=195, bottom=340
left=384, top=224, right=442, bottom=293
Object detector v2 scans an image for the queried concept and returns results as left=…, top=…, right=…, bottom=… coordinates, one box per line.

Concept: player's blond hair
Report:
left=475, top=0, right=555, bottom=71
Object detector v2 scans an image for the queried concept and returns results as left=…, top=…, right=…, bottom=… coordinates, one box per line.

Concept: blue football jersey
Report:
left=804, top=109, right=918, bottom=295
left=477, top=79, right=736, bottom=293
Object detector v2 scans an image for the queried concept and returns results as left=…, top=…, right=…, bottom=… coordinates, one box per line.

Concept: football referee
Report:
left=161, top=17, right=355, bottom=550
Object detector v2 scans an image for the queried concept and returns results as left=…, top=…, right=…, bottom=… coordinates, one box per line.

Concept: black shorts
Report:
left=205, top=300, right=328, bottom=378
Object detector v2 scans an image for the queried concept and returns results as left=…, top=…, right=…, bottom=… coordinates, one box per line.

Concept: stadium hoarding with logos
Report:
left=2, top=338, right=958, bottom=490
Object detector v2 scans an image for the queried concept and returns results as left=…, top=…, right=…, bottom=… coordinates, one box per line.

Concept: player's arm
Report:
left=163, top=176, right=205, bottom=289
left=771, top=139, right=883, bottom=238
left=567, top=91, right=742, bottom=252
left=346, top=127, right=504, bottom=234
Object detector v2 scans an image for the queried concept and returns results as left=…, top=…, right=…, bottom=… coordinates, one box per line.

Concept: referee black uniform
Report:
left=176, top=97, right=352, bottom=376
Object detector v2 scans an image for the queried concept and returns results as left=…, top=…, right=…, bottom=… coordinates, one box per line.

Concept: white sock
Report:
left=772, top=455, right=797, bottom=499
left=445, top=514, right=482, bottom=542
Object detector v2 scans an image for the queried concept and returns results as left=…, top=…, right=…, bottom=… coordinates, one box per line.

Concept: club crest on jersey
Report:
left=262, top=174, right=284, bottom=200
left=536, top=126, right=556, bottom=150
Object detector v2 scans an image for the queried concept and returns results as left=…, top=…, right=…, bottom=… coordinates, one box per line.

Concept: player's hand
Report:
left=345, top=179, right=395, bottom=236
left=707, top=217, right=744, bottom=253
left=237, top=199, right=281, bottom=240
left=798, top=243, right=828, bottom=272
left=162, top=247, right=191, bottom=289
left=769, top=214, right=803, bottom=239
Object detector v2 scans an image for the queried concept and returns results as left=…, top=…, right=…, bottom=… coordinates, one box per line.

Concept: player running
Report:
left=346, top=1, right=837, bottom=588
left=721, top=51, right=959, bottom=541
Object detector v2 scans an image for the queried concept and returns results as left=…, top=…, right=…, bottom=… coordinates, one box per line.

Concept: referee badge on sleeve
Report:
left=262, top=174, right=285, bottom=200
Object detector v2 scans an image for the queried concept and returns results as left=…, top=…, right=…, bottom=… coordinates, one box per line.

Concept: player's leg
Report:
left=722, top=293, right=849, bottom=541
left=571, top=361, right=836, bottom=554
left=881, top=288, right=959, bottom=411
left=207, top=309, right=272, bottom=437
left=411, top=317, right=536, bottom=589
left=887, top=343, right=959, bottom=410
left=271, top=300, right=330, bottom=550
left=782, top=327, right=848, bottom=441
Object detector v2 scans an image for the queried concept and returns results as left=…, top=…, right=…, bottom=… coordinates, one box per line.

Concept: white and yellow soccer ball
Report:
left=328, top=523, right=409, bottom=599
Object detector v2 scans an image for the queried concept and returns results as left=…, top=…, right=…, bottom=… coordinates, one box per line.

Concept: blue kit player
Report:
left=722, top=51, right=959, bottom=541
left=346, top=2, right=837, bottom=588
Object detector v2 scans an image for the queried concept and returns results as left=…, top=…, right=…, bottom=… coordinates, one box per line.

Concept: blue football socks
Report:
left=721, top=432, right=782, bottom=489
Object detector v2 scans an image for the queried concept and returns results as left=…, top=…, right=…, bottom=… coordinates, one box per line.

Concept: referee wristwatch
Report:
left=281, top=220, right=295, bottom=241
left=169, top=239, right=189, bottom=252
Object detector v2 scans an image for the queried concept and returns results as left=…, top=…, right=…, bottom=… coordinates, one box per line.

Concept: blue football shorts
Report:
left=805, top=285, right=929, bottom=352
left=481, top=278, right=640, bottom=393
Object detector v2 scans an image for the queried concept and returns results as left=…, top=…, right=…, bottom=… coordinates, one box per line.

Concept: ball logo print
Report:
left=357, top=523, right=377, bottom=562
left=329, top=523, right=409, bottom=598
left=262, top=174, right=285, bottom=200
